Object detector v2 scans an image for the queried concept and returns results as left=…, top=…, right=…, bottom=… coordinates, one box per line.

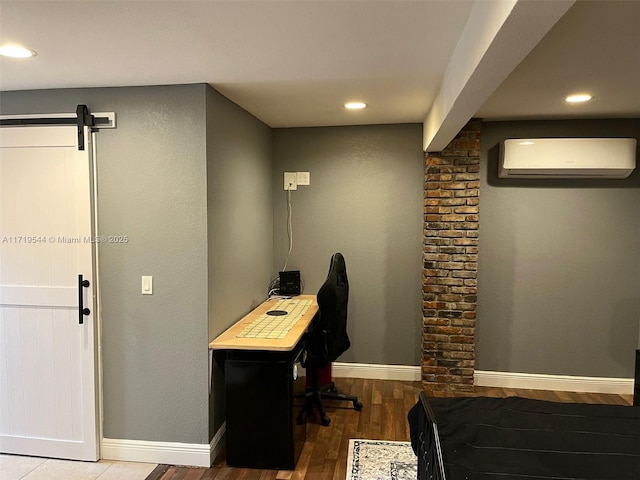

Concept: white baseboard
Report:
left=102, top=423, right=226, bottom=468
left=332, top=362, right=421, bottom=381
left=475, top=370, right=634, bottom=395
left=101, top=438, right=210, bottom=467
left=330, top=363, right=634, bottom=395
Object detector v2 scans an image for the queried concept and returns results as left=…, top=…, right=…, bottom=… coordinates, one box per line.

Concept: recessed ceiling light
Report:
left=565, top=93, right=592, bottom=103
left=0, top=44, right=37, bottom=58
left=344, top=102, right=367, bottom=110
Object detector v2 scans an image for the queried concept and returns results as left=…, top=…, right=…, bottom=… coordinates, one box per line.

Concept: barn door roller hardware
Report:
left=0, top=104, right=115, bottom=150
left=76, top=104, right=95, bottom=151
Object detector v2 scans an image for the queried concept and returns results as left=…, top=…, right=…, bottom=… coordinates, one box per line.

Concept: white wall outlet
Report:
left=296, top=172, right=310, bottom=186
left=142, top=276, right=153, bottom=295
left=284, top=172, right=297, bottom=190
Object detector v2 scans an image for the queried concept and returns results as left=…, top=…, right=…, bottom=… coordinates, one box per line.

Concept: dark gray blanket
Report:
left=411, top=395, right=640, bottom=480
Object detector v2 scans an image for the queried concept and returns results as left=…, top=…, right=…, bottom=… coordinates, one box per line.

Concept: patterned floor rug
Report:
left=346, top=439, right=417, bottom=480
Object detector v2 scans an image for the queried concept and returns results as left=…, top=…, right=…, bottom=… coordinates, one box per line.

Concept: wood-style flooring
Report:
left=146, top=378, right=633, bottom=480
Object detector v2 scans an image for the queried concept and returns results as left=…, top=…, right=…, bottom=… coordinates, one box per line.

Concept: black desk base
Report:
left=224, top=345, right=307, bottom=469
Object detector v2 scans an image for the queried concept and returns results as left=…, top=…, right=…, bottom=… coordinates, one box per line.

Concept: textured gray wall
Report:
left=205, top=86, right=273, bottom=438
left=477, top=119, right=640, bottom=378
left=0, top=85, right=210, bottom=444
left=272, top=124, right=424, bottom=366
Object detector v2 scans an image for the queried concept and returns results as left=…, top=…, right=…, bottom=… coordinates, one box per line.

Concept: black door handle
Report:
left=78, top=274, right=90, bottom=324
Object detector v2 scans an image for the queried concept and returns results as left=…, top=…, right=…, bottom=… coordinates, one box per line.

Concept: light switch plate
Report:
left=296, top=171, right=310, bottom=185
left=142, top=276, right=153, bottom=295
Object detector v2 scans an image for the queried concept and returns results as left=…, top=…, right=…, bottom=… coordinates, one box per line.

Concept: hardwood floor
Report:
left=146, top=378, right=633, bottom=480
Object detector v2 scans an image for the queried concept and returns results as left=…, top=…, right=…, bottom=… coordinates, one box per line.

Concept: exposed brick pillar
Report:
left=422, top=120, right=480, bottom=397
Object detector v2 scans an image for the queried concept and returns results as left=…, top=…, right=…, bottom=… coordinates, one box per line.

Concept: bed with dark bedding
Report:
left=408, top=391, right=640, bottom=480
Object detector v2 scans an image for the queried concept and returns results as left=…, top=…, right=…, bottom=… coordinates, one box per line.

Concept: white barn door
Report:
left=0, top=125, right=98, bottom=460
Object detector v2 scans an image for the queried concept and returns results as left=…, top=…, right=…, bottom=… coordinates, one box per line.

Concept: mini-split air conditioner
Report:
left=499, top=138, right=637, bottom=179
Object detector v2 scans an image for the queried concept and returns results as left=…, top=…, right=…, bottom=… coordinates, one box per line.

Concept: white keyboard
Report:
left=237, top=298, right=312, bottom=339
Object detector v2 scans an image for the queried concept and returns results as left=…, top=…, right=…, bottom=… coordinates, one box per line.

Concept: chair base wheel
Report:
left=321, top=415, right=331, bottom=426
left=354, top=401, right=363, bottom=411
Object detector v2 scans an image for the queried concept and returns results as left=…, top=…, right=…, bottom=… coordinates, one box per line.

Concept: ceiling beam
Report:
left=422, top=0, right=575, bottom=152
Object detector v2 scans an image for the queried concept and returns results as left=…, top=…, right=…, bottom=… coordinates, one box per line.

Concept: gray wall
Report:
left=205, top=86, right=273, bottom=438
left=0, top=85, right=210, bottom=444
left=8, top=85, right=633, bottom=453
left=477, top=119, right=640, bottom=378
left=272, top=124, right=424, bottom=366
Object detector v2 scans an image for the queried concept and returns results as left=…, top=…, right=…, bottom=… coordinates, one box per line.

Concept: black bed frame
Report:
left=415, top=391, right=446, bottom=480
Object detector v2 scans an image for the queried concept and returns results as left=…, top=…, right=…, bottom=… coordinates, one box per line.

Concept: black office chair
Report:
left=297, top=252, right=363, bottom=426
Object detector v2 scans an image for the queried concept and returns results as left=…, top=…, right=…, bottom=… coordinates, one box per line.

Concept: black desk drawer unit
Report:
left=225, top=346, right=306, bottom=469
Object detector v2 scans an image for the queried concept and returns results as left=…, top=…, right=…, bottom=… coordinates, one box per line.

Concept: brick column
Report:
left=422, top=120, right=480, bottom=397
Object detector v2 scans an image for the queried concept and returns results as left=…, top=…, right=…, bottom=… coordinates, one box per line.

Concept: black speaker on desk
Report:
left=279, top=270, right=301, bottom=296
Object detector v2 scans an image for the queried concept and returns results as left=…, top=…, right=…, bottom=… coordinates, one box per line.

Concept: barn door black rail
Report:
left=0, top=104, right=110, bottom=150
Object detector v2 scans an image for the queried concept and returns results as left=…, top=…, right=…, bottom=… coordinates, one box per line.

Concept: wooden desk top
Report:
left=209, top=295, right=318, bottom=352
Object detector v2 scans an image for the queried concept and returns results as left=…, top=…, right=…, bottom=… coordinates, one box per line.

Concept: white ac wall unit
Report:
left=499, top=138, right=637, bottom=179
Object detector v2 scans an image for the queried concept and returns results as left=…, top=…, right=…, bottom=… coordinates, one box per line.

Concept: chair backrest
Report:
left=305, top=253, right=351, bottom=367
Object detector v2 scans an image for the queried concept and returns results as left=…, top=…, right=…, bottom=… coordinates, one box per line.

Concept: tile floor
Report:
left=0, top=454, right=157, bottom=480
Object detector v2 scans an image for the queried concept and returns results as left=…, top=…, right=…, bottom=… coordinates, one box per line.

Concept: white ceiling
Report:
left=476, top=0, right=640, bottom=121
left=0, top=0, right=638, bottom=150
